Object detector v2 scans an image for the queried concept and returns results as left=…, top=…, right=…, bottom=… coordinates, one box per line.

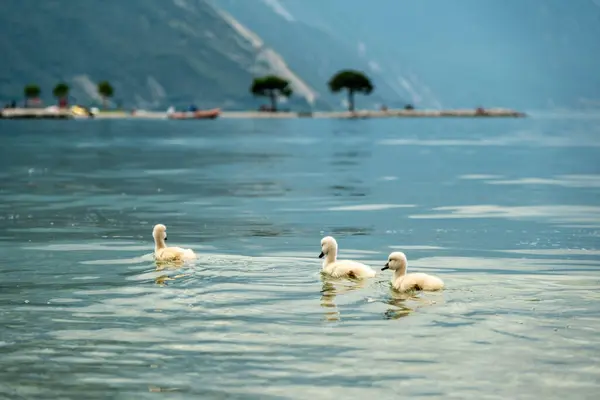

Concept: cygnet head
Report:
left=152, top=223, right=168, bottom=242
left=319, top=236, right=338, bottom=259
left=382, top=251, right=408, bottom=273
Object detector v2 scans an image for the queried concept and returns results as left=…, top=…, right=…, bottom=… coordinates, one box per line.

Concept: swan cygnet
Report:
left=319, top=236, right=376, bottom=279
left=382, top=252, right=444, bottom=292
left=152, top=224, right=196, bottom=262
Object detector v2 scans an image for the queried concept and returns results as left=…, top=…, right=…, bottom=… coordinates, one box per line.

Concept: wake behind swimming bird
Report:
left=319, top=236, right=377, bottom=279
left=382, top=251, right=444, bottom=292
left=152, top=224, right=196, bottom=262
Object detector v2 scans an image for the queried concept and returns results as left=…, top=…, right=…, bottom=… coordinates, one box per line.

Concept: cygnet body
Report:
left=319, top=236, right=376, bottom=279
left=152, top=224, right=196, bottom=262
left=382, top=251, right=444, bottom=292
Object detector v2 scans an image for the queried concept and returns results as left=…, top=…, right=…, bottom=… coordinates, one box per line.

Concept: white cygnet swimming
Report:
left=382, top=251, right=444, bottom=292
left=152, top=224, right=196, bottom=262
left=319, top=236, right=377, bottom=279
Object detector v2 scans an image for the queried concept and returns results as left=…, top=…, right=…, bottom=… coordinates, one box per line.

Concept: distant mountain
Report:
left=214, top=0, right=414, bottom=110
left=0, top=0, right=322, bottom=110
left=2, top=0, right=598, bottom=111
left=219, top=0, right=600, bottom=111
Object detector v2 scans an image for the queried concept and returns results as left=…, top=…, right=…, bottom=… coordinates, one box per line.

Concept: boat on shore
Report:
left=167, top=108, right=221, bottom=120
left=71, top=105, right=95, bottom=118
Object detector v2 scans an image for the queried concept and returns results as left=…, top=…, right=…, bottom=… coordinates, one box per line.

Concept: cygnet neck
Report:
left=154, top=235, right=166, bottom=251
left=323, top=247, right=338, bottom=266
left=393, top=263, right=408, bottom=279
left=393, top=268, right=407, bottom=280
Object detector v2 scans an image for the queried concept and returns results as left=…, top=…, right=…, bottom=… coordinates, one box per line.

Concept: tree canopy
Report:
left=24, top=84, right=41, bottom=99
left=328, top=70, right=374, bottom=111
left=97, top=81, right=114, bottom=98
left=250, top=75, right=292, bottom=111
left=97, top=81, right=114, bottom=108
left=53, top=82, right=69, bottom=99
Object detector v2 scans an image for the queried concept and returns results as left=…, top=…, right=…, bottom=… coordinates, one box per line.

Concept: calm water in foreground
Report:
left=0, top=115, right=599, bottom=399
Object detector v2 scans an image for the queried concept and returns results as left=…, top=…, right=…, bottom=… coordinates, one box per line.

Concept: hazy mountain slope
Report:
left=215, top=0, right=414, bottom=110
left=3, top=0, right=597, bottom=111
left=0, top=0, right=319, bottom=110
left=222, top=0, right=600, bottom=110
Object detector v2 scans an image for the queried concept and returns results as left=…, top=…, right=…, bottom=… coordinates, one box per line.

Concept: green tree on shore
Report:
left=24, top=84, right=41, bottom=107
left=328, top=70, right=373, bottom=112
left=97, top=81, right=114, bottom=109
left=52, top=82, right=70, bottom=107
left=250, top=75, right=292, bottom=112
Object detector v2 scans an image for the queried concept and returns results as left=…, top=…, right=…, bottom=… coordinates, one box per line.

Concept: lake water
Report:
left=0, top=115, right=599, bottom=399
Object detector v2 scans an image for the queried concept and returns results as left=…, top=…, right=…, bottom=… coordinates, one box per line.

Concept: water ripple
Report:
left=0, top=118, right=599, bottom=399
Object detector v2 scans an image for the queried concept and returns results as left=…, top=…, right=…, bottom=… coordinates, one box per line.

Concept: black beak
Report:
left=164, top=237, right=168, bottom=241
left=318, top=251, right=324, bottom=259
left=381, top=262, right=389, bottom=271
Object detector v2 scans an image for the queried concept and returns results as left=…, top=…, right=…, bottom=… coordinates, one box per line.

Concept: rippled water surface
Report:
left=1, top=116, right=599, bottom=399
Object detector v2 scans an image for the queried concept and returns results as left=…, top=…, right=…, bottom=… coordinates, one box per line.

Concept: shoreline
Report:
left=0, top=107, right=527, bottom=120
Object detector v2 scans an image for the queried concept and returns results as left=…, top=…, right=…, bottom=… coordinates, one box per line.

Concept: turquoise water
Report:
left=0, top=116, right=599, bottom=399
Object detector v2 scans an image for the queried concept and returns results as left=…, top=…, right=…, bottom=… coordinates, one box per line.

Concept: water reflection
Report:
left=1, top=118, right=599, bottom=398
left=328, top=139, right=372, bottom=198
left=155, top=275, right=176, bottom=286
left=153, top=257, right=193, bottom=284
left=383, top=301, right=413, bottom=320
left=329, top=184, right=367, bottom=197
left=331, top=150, right=371, bottom=167
left=328, top=226, right=373, bottom=236
left=382, top=289, right=441, bottom=320
left=320, top=276, right=368, bottom=322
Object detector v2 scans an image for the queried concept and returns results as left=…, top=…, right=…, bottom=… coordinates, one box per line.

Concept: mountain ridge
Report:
left=255, top=0, right=600, bottom=110
left=0, top=0, right=323, bottom=110
left=2, top=0, right=598, bottom=111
